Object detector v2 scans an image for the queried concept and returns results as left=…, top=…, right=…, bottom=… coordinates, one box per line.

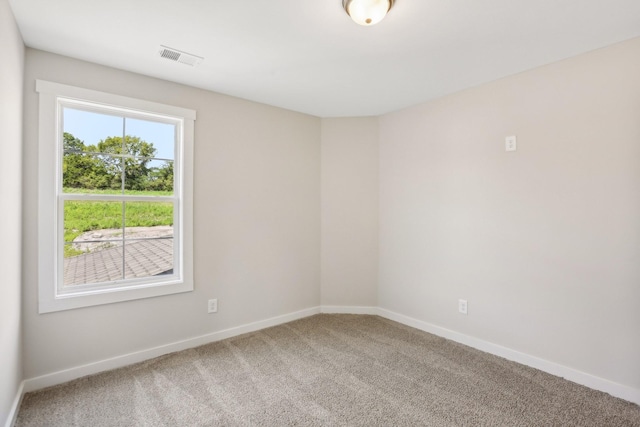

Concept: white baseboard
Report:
left=321, top=305, right=378, bottom=315
left=4, top=380, right=24, bottom=427
left=375, top=307, right=640, bottom=406
left=23, top=306, right=321, bottom=393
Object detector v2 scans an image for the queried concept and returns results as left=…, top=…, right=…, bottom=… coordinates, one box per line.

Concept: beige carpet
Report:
left=16, top=314, right=640, bottom=426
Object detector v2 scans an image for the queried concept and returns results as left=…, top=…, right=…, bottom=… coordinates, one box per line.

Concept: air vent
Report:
left=158, top=45, right=203, bottom=67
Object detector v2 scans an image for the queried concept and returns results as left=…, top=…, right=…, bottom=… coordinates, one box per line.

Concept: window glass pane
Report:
left=63, top=107, right=125, bottom=193
left=63, top=107, right=123, bottom=150
left=122, top=118, right=175, bottom=192
left=123, top=238, right=174, bottom=280
left=63, top=153, right=115, bottom=193
left=124, top=201, right=174, bottom=280
left=63, top=244, right=126, bottom=287
left=125, top=118, right=175, bottom=161
left=124, top=201, right=174, bottom=229
left=122, top=158, right=174, bottom=195
left=62, top=110, right=177, bottom=194
left=63, top=200, right=125, bottom=286
left=136, top=159, right=174, bottom=194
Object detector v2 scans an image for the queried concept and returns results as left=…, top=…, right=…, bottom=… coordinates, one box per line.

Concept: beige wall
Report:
left=22, top=49, right=321, bottom=378
left=0, top=0, right=24, bottom=423
left=379, top=37, right=640, bottom=390
left=321, top=118, right=378, bottom=307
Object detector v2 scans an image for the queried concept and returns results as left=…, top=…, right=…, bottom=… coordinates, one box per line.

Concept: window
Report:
left=36, top=80, right=195, bottom=313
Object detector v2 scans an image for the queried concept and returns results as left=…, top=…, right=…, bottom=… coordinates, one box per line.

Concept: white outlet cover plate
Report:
left=505, top=135, right=517, bottom=152
left=208, top=299, right=218, bottom=313
left=458, top=299, right=468, bottom=315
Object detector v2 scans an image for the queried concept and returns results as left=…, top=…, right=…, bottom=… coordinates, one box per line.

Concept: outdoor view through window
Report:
left=61, top=105, right=177, bottom=289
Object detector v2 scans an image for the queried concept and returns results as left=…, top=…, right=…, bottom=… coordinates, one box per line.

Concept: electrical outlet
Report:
left=505, top=135, right=517, bottom=152
left=207, top=299, right=218, bottom=313
left=458, top=299, right=468, bottom=315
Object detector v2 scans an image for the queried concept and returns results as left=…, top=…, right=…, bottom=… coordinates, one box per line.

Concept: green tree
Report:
left=63, top=133, right=166, bottom=191
left=91, top=136, right=157, bottom=191
left=147, top=161, right=174, bottom=191
left=63, top=132, right=111, bottom=189
left=63, top=132, right=84, bottom=153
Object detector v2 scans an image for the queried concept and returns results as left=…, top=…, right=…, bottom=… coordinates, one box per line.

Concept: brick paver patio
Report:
left=63, top=238, right=173, bottom=286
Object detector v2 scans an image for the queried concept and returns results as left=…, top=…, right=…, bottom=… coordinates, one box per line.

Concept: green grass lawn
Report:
left=64, top=188, right=173, bottom=257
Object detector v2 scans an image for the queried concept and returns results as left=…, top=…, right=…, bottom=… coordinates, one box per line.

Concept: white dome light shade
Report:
left=343, top=0, right=394, bottom=26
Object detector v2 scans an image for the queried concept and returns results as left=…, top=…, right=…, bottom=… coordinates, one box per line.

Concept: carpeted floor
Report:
left=16, top=314, right=640, bottom=426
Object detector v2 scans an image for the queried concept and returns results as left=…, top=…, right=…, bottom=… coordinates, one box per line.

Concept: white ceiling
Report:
left=8, top=0, right=640, bottom=117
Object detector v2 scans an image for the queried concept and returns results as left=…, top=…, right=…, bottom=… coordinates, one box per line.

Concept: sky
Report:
left=63, top=107, right=176, bottom=162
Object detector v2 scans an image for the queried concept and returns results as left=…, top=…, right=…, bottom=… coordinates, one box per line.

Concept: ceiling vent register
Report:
left=158, top=45, right=203, bottom=67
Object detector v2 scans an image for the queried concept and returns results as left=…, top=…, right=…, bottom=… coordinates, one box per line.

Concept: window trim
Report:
left=36, top=80, right=195, bottom=313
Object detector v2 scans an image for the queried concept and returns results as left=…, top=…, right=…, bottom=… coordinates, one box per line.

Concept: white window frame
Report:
left=36, top=80, right=195, bottom=313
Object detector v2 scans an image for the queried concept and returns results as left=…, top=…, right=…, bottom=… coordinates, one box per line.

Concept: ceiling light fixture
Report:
left=343, top=0, right=394, bottom=26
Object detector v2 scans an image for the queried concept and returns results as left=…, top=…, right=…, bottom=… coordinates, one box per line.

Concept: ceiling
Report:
left=8, top=0, right=640, bottom=117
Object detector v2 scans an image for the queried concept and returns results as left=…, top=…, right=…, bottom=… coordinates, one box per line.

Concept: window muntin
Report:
left=37, top=80, right=195, bottom=313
